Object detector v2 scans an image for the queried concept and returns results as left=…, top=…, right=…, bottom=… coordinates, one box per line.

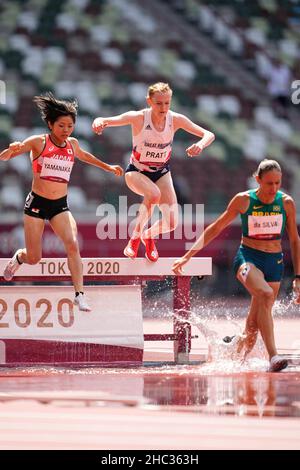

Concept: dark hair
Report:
left=254, top=159, right=282, bottom=178
left=33, top=92, right=78, bottom=125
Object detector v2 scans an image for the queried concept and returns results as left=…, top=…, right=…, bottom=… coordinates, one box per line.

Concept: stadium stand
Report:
left=0, top=0, right=299, bottom=217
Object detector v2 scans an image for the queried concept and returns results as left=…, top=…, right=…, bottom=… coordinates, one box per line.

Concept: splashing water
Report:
left=175, top=308, right=268, bottom=373
left=272, top=293, right=298, bottom=318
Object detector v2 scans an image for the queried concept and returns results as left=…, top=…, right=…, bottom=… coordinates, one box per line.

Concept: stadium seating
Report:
left=0, top=0, right=299, bottom=217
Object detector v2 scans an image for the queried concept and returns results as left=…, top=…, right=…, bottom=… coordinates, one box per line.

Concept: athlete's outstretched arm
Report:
left=92, top=111, right=141, bottom=135
left=173, top=113, right=215, bottom=157
left=172, top=194, right=244, bottom=275
left=0, top=136, right=39, bottom=161
left=71, top=138, right=123, bottom=176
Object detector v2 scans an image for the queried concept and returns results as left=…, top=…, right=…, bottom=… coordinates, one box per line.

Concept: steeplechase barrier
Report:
left=0, top=257, right=212, bottom=366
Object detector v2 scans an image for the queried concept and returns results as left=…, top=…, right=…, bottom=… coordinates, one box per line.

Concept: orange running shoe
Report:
left=141, top=236, right=159, bottom=262
left=123, top=237, right=140, bottom=259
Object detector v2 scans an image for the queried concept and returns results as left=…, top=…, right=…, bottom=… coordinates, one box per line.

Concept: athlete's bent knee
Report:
left=65, top=239, right=79, bottom=255
left=256, top=287, right=274, bottom=302
left=147, top=190, right=161, bottom=205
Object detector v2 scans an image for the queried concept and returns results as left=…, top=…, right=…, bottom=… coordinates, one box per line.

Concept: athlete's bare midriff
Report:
left=241, top=235, right=282, bottom=253
left=32, top=174, right=68, bottom=199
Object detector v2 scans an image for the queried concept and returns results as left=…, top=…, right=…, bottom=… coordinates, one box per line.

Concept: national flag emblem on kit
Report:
left=273, top=206, right=280, bottom=211
left=31, top=208, right=40, bottom=213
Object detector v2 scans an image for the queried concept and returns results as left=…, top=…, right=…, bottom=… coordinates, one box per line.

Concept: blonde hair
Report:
left=147, top=82, right=173, bottom=98
left=254, top=159, right=282, bottom=178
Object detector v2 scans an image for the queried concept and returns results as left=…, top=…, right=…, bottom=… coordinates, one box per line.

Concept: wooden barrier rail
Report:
left=0, top=257, right=212, bottom=365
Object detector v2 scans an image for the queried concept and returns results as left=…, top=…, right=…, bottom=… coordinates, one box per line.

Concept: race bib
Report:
left=248, top=214, right=283, bottom=238
left=139, top=145, right=171, bottom=163
left=40, top=156, right=74, bottom=183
